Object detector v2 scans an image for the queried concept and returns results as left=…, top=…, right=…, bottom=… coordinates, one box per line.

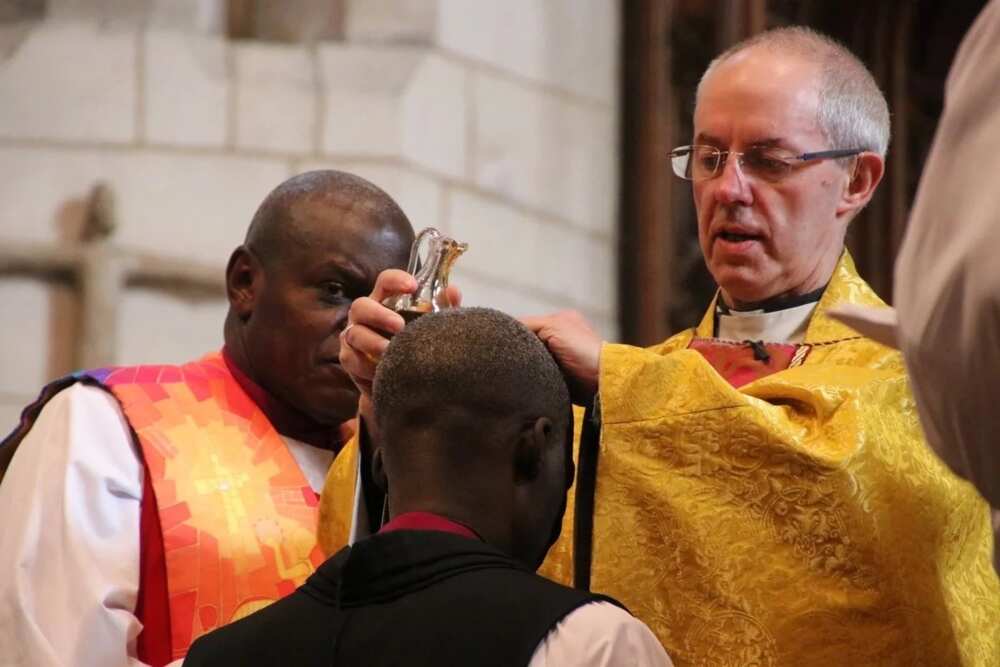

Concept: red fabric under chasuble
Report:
left=96, top=351, right=325, bottom=664
left=687, top=338, right=810, bottom=388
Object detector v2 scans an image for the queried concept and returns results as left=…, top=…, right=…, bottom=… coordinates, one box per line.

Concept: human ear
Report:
left=225, top=246, right=261, bottom=322
left=836, top=153, right=884, bottom=219
left=514, top=417, right=553, bottom=483
left=371, top=446, right=389, bottom=493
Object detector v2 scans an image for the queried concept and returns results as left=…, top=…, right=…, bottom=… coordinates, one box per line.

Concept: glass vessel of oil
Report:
left=382, top=227, right=468, bottom=322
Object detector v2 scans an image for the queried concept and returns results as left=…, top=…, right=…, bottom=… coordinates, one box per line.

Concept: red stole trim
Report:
left=135, top=460, right=171, bottom=666
left=688, top=338, right=810, bottom=388
left=379, top=512, right=483, bottom=541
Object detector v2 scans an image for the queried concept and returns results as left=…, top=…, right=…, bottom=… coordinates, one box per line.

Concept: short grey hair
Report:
left=697, top=26, right=891, bottom=157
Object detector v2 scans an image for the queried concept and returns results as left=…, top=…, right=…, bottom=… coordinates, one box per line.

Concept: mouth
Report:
left=713, top=226, right=764, bottom=248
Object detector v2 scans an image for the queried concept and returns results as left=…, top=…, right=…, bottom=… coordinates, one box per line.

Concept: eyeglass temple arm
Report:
left=797, top=148, right=865, bottom=161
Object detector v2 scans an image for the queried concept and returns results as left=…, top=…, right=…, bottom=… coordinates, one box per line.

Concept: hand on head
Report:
left=521, top=311, right=603, bottom=406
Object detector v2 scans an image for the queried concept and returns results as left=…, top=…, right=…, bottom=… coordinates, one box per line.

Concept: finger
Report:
left=519, top=315, right=549, bottom=334
left=349, top=297, right=406, bottom=336
left=339, top=347, right=375, bottom=392
left=370, top=269, right=418, bottom=303
left=339, top=337, right=378, bottom=392
left=342, top=321, right=392, bottom=362
left=444, top=284, right=462, bottom=308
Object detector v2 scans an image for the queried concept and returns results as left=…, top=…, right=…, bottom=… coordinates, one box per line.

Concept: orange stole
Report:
left=103, top=352, right=325, bottom=660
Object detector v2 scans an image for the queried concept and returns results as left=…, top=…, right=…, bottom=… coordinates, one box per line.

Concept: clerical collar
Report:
left=716, top=285, right=827, bottom=315
left=221, top=347, right=343, bottom=453
left=713, top=285, right=826, bottom=344
left=379, top=511, right=483, bottom=541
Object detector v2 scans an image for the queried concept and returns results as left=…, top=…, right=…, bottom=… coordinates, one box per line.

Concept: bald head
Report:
left=224, top=169, right=414, bottom=431
left=244, top=170, right=413, bottom=270
left=699, top=26, right=890, bottom=157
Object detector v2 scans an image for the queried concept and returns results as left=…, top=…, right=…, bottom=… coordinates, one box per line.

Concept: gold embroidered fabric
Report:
left=594, top=253, right=999, bottom=665
left=317, top=253, right=999, bottom=665
left=317, top=432, right=357, bottom=556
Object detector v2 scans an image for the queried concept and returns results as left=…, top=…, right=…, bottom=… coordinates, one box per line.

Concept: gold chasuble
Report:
left=319, top=254, right=999, bottom=666
left=589, top=253, right=999, bottom=666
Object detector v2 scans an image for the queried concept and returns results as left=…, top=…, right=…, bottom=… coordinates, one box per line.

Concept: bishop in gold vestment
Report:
left=327, top=25, right=999, bottom=667
left=320, top=254, right=999, bottom=666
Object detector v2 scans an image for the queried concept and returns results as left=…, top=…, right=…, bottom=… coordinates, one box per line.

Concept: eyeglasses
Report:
left=669, top=144, right=865, bottom=182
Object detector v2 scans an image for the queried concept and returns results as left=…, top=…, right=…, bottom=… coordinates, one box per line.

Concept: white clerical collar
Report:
left=716, top=300, right=818, bottom=344
left=281, top=436, right=335, bottom=494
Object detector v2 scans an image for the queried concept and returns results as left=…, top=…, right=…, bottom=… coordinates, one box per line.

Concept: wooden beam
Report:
left=0, top=240, right=224, bottom=299
left=0, top=241, right=81, bottom=281
left=620, top=0, right=672, bottom=346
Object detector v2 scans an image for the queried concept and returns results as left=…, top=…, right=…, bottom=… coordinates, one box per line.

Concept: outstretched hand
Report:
left=521, top=310, right=603, bottom=406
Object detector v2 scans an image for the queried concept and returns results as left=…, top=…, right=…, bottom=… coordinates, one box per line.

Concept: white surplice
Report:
left=894, top=0, right=1000, bottom=562
left=0, top=383, right=333, bottom=667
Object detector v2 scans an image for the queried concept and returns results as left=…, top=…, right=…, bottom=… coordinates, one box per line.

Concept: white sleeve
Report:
left=528, top=601, right=673, bottom=667
left=894, top=0, right=1000, bottom=509
left=0, top=384, right=150, bottom=667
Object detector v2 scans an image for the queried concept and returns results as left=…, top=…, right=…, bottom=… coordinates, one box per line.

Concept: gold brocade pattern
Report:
left=316, top=253, right=999, bottom=665
left=317, top=431, right=358, bottom=556
left=595, top=253, right=1000, bottom=665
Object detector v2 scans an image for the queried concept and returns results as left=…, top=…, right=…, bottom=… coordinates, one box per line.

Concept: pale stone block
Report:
left=0, top=279, right=51, bottom=396
left=450, top=270, right=560, bottom=318
left=118, top=289, right=226, bottom=366
left=345, top=0, right=437, bottom=44
left=437, top=0, right=617, bottom=104
left=402, top=54, right=466, bottom=180
left=145, top=29, right=227, bottom=148
left=0, top=23, right=136, bottom=143
left=596, top=314, right=619, bottom=343
left=235, top=42, right=316, bottom=154
left=49, top=0, right=148, bottom=27
left=298, top=159, right=443, bottom=231
left=446, top=189, right=539, bottom=289
left=535, top=223, right=615, bottom=315
left=473, top=73, right=616, bottom=234
left=319, top=44, right=423, bottom=157
left=0, top=146, right=289, bottom=264
left=0, top=401, right=27, bottom=436
left=147, top=0, right=226, bottom=33
left=109, top=152, right=290, bottom=264
left=0, top=145, right=112, bottom=244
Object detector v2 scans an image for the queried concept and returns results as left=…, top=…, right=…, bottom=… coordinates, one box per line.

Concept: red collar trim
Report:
left=221, top=347, right=343, bottom=453
left=378, top=512, right=482, bottom=541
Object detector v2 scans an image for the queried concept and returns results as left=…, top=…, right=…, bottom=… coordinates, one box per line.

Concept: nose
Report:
left=332, top=302, right=351, bottom=335
left=713, top=153, right=753, bottom=206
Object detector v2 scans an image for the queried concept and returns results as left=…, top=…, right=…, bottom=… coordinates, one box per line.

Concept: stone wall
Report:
left=0, top=0, right=619, bottom=426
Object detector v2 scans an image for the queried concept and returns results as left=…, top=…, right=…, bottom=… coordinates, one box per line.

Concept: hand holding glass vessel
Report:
left=382, top=227, right=467, bottom=322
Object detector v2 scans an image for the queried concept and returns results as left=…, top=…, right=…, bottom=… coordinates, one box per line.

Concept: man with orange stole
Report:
left=0, top=170, right=414, bottom=666
left=333, top=28, right=999, bottom=666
